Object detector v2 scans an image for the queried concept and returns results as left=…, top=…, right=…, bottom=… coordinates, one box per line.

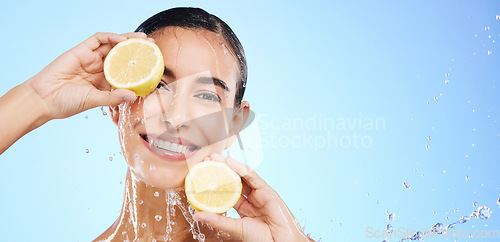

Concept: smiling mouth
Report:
left=139, top=134, right=201, bottom=155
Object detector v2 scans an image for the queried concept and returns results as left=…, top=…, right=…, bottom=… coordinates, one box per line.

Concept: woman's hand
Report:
left=0, top=32, right=149, bottom=154
left=26, top=32, right=149, bottom=120
left=194, top=153, right=313, bottom=242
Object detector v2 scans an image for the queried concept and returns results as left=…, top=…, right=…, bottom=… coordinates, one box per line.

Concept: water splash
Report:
left=465, top=176, right=470, bottom=181
left=395, top=206, right=491, bottom=241
left=85, top=149, right=89, bottom=154
left=403, top=181, right=411, bottom=189
left=100, top=106, right=108, bottom=116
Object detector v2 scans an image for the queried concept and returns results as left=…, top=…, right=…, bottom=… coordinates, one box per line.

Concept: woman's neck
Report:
left=93, top=168, right=233, bottom=241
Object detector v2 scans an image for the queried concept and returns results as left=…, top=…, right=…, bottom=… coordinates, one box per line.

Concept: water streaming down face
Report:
left=104, top=27, right=245, bottom=241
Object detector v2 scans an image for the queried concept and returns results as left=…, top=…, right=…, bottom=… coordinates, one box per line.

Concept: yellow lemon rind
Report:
left=103, top=38, right=164, bottom=97
left=185, top=160, right=242, bottom=214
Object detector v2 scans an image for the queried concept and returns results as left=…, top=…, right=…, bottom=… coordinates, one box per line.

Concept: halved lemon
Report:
left=103, top=38, right=164, bottom=97
left=185, top=160, right=242, bottom=214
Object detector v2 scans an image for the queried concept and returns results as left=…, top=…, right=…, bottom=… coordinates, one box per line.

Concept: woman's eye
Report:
left=195, top=92, right=221, bottom=103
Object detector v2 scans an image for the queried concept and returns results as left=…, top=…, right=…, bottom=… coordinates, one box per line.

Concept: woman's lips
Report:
left=139, top=134, right=200, bottom=161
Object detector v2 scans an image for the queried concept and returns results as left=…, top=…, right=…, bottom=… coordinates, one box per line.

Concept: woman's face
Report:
left=112, top=27, right=249, bottom=189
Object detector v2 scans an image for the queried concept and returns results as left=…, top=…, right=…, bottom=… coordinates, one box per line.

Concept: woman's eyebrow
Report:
left=197, top=76, right=229, bottom=92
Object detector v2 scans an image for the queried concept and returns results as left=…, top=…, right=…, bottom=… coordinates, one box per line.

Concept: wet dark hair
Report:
left=135, top=7, right=247, bottom=108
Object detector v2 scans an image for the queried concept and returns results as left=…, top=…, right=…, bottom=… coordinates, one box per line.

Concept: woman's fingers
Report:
left=193, top=212, right=243, bottom=239
left=242, top=180, right=252, bottom=197
left=225, top=156, right=267, bottom=190
left=83, top=32, right=127, bottom=52
left=208, top=153, right=267, bottom=190
left=87, top=88, right=136, bottom=109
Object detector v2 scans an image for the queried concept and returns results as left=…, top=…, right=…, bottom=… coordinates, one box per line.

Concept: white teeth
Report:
left=171, top=143, right=179, bottom=152
left=152, top=139, right=193, bottom=154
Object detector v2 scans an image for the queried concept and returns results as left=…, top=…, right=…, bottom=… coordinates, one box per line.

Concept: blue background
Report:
left=0, top=0, right=499, bottom=241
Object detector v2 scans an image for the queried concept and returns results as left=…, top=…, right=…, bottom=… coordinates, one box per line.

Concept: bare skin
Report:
left=0, top=30, right=314, bottom=241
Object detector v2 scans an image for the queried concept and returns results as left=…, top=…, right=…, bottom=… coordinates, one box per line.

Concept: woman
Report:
left=0, top=7, right=312, bottom=241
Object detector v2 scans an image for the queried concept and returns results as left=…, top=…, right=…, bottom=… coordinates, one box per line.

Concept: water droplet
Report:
left=154, top=191, right=159, bottom=197
left=443, top=170, right=446, bottom=174
left=466, top=176, right=470, bottom=181
left=122, top=231, right=126, bottom=235
left=386, top=224, right=394, bottom=233
left=141, top=223, right=146, bottom=228
left=485, top=26, right=490, bottom=31
left=85, top=149, right=89, bottom=153
left=138, top=200, right=143, bottom=205
left=100, top=106, right=108, bottom=116
left=85, top=115, right=88, bottom=119
left=473, top=202, right=478, bottom=207
left=445, top=73, right=450, bottom=77
left=473, top=128, right=476, bottom=132
left=496, top=15, right=500, bottom=20
left=472, top=109, right=475, bottom=112
left=433, top=211, right=437, bottom=215
left=447, top=222, right=456, bottom=229
left=109, top=157, right=113, bottom=161
left=150, top=164, right=155, bottom=171
left=403, top=181, right=411, bottom=189
left=472, top=143, right=476, bottom=147
left=444, top=79, right=450, bottom=84
left=497, top=198, right=500, bottom=206
left=410, top=231, right=424, bottom=240
left=366, top=192, right=370, bottom=196
left=439, top=93, right=443, bottom=97
left=459, top=216, right=471, bottom=223
left=140, top=160, right=144, bottom=164
left=387, top=212, right=396, bottom=221
left=425, top=144, right=430, bottom=150
left=472, top=206, right=491, bottom=219
left=431, top=222, right=445, bottom=234
left=434, top=96, right=438, bottom=101
left=427, top=136, right=432, bottom=141
left=446, top=216, right=449, bottom=220
left=488, top=51, right=492, bottom=55
left=155, top=215, right=162, bottom=221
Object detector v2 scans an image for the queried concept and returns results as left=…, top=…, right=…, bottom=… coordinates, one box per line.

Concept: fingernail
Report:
left=122, top=95, right=136, bottom=102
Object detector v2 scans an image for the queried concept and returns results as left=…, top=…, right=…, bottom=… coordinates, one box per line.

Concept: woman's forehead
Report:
left=152, top=27, right=239, bottom=89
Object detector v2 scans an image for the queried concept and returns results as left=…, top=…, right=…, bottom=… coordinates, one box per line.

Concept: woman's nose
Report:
left=159, top=90, right=192, bottom=130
